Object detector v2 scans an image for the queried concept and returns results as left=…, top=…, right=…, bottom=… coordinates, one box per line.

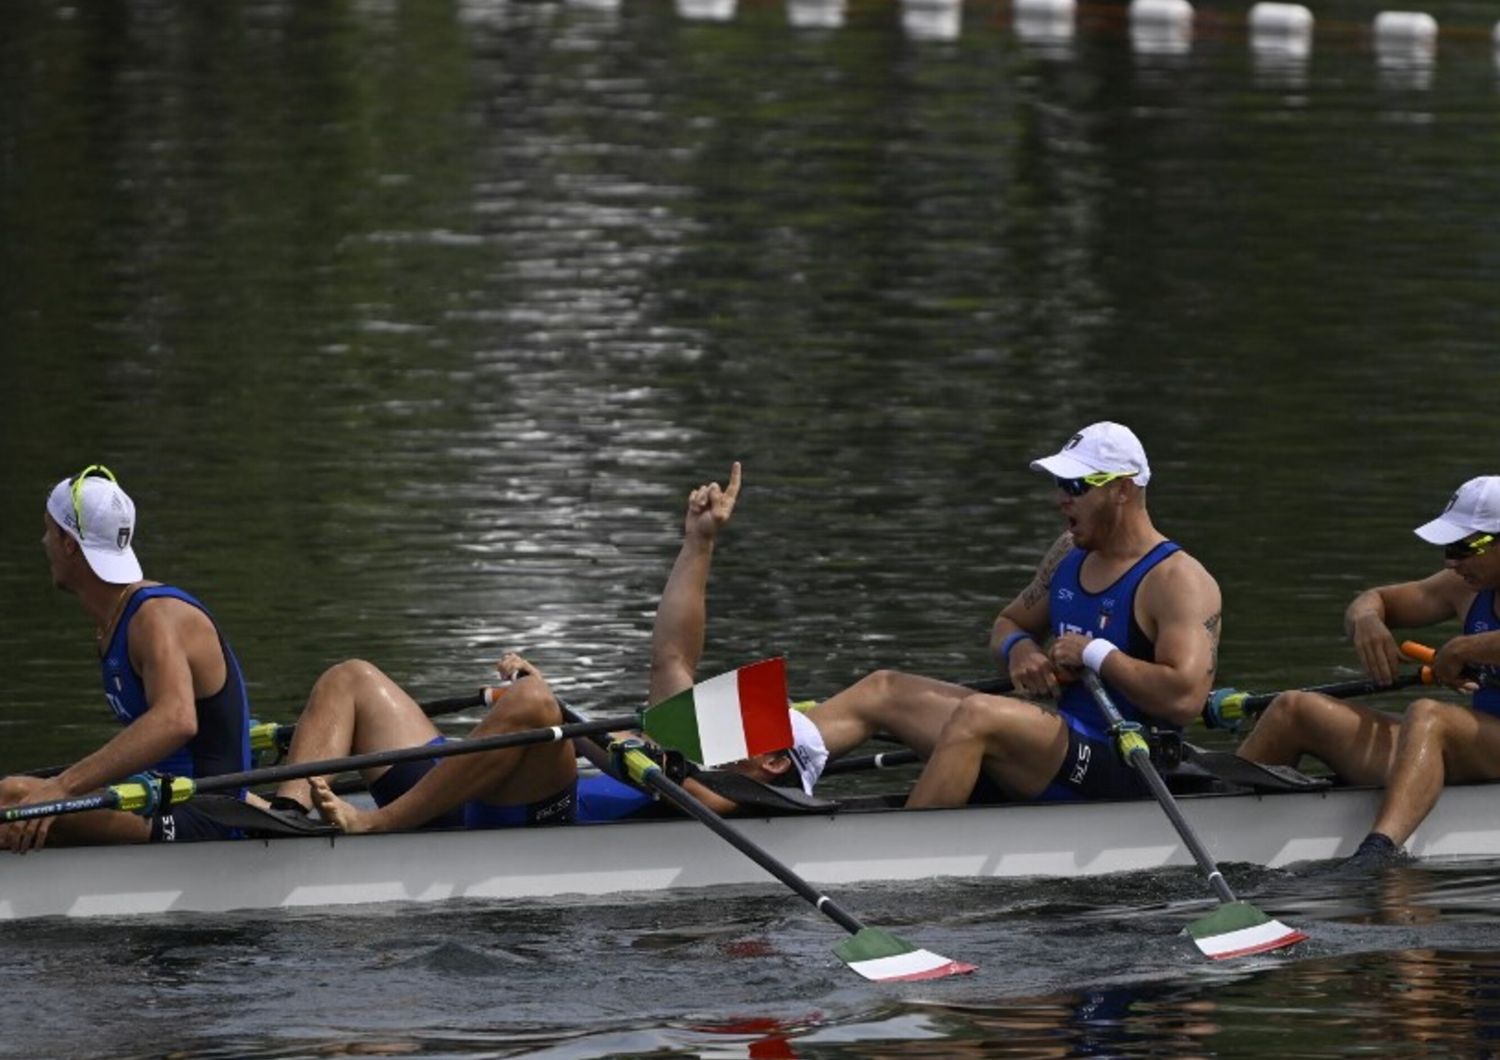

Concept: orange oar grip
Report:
left=1420, top=665, right=1437, bottom=685
left=1401, top=641, right=1436, bottom=664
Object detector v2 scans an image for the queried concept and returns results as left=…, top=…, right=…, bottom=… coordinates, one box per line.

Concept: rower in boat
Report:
left=904, top=421, right=1224, bottom=808
left=1237, top=475, right=1500, bottom=867
left=289, top=463, right=826, bottom=834
left=0, top=466, right=253, bottom=852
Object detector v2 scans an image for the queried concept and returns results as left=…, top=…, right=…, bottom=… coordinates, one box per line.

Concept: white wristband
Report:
left=1081, top=638, right=1118, bottom=674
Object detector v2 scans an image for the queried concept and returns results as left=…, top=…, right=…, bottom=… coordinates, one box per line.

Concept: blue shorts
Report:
left=368, top=736, right=582, bottom=830
left=577, top=773, right=654, bottom=822
left=149, top=801, right=238, bottom=843
left=367, top=737, right=466, bottom=829
left=968, top=715, right=1147, bottom=804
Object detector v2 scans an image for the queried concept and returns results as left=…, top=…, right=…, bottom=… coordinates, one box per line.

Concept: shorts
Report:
left=462, top=780, right=578, bottom=829
left=149, top=801, right=239, bottom=843
left=968, top=716, right=1148, bottom=804
left=367, top=737, right=466, bottom=830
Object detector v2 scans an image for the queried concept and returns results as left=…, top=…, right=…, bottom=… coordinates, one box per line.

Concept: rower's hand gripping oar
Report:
left=1081, top=670, right=1306, bottom=960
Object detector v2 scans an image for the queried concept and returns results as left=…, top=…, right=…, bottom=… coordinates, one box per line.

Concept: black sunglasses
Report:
left=1445, top=534, right=1494, bottom=562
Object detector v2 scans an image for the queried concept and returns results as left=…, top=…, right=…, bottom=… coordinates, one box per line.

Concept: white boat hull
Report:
left=5, top=783, right=1499, bottom=920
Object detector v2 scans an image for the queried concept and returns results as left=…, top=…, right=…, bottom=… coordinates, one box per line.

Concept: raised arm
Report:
left=990, top=531, right=1073, bottom=698
left=648, top=462, right=742, bottom=706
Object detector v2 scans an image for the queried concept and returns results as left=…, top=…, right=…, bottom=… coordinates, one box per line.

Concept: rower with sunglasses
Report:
left=907, top=422, right=1223, bottom=807
left=1237, top=475, right=1500, bottom=867
left=0, top=467, right=253, bottom=853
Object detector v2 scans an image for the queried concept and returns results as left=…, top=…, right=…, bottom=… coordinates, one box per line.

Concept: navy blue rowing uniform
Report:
left=1042, top=540, right=1182, bottom=801
left=1465, top=589, right=1500, bottom=716
left=101, top=585, right=253, bottom=841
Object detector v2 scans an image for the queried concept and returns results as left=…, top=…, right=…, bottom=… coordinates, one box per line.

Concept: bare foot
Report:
left=308, top=776, right=375, bottom=834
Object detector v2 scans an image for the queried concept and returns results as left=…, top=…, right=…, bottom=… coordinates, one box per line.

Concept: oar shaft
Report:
left=626, top=752, right=867, bottom=937
left=0, top=715, right=641, bottom=821
left=1082, top=671, right=1237, bottom=905
left=1232, top=671, right=1426, bottom=715
left=194, top=714, right=640, bottom=796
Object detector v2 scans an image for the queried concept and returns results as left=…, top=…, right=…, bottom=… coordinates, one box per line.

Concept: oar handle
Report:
left=1082, top=671, right=1237, bottom=906
left=1401, top=641, right=1500, bottom=688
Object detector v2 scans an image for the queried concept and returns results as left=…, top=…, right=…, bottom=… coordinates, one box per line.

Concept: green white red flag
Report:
left=642, top=658, right=792, bottom=767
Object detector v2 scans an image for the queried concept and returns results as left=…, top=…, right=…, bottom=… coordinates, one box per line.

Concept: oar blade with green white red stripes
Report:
left=1186, top=900, right=1307, bottom=960
left=833, top=927, right=977, bottom=982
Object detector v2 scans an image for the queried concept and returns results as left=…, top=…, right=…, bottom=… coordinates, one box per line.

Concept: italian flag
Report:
left=642, top=658, right=793, bottom=767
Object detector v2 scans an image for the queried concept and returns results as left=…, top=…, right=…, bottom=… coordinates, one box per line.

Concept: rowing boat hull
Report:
left=5, top=783, right=1499, bottom=920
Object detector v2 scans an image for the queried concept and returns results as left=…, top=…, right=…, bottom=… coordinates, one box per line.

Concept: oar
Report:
left=1081, top=670, right=1306, bottom=960
left=21, top=688, right=493, bottom=779
left=1203, top=669, right=1434, bottom=731
left=558, top=701, right=975, bottom=983
left=0, top=713, right=641, bottom=824
left=965, top=670, right=1432, bottom=733
left=1400, top=641, right=1500, bottom=688
left=823, top=748, right=920, bottom=775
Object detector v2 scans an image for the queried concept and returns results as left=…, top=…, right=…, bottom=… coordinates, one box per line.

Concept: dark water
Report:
left=4, top=0, right=1500, bottom=1055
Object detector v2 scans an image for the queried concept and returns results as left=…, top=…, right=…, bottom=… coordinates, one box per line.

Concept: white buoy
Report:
left=902, top=0, right=960, bottom=42
left=1373, top=11, right=1437, bottom=53
left=787, top=0, right=845, bottom=28
left=678, top=0, right=736, bottom=19
left=1130, top=0, right=1192, bottom=55
left=1014, top=0, right=1075, bottom=45
left=1249, top=3, right=1312, bottom=59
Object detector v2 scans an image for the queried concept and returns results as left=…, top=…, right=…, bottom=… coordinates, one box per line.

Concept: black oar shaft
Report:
left=637, top=765, right=866, bottom=937
left=1082, top=672, right=1237, bottom=905
left=192, top=714, right=639, bottom=796
left=1235, top=672, right=1425, bottom=715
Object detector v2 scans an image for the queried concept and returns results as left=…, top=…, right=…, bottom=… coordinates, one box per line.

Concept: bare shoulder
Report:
left=130, top=594, right=219, bottom=658
left=1141, top=548, right=1221, bottom=618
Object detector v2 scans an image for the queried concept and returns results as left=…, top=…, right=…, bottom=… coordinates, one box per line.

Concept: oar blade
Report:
left=834, top=927, right=977, bottom=982
left=1186, top=900, right=1307, bottom=960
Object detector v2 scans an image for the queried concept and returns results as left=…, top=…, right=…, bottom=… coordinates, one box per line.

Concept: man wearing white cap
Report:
left=908, top=422, right=1223, bottom=807
left=0, top=466, right=253, bottom=852
left=1238, top=475, right=1500, bottom=865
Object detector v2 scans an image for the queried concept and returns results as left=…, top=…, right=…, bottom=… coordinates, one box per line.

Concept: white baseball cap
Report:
left=45, top=466, right=143, bottom=584
left=1414, top=476, right=1500, bottom=546
left=1030, top=422, right=1152, bottom=486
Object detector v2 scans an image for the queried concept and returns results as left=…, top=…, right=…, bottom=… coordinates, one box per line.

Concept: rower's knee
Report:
left=311, top=658, right=386, bottom=699
left=939, top=693, right=1019, bottom=745
left=1402, top=697, right=1459, bottom=741
left=1257, top=690, right=1328, bottom=736
left=486, top=677, right=562, bottom=731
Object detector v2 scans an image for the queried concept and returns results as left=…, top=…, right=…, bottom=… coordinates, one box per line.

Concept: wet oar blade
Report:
left=834, top=927, right=977, bottom=982
left=1187, top=900, right=1307, bottom=960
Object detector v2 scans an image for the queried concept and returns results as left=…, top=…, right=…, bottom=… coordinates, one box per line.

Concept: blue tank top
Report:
left=1050, top=541, right=1183, bottom=738
left=99, top=585, right=253, bottom=779
left=1464, top=589, right=1500, bottom=716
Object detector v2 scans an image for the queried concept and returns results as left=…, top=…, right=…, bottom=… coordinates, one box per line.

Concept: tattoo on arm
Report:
left=1019, top=532, right=1073, bottom=610
left=1204, top=612, right=1221, bottom=675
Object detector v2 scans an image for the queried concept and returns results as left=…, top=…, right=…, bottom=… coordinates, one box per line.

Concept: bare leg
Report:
left=905, top=693, right=1071, bottom=808
left=807, top=669, right=974, bottom=759
left=1236, top=690, right=1399, bottom=785
left=1370, top=699, right=1500, bottom=847
left=274, top=659, right=443, bottom=810
left=312, top=675, right=575, bottom=833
